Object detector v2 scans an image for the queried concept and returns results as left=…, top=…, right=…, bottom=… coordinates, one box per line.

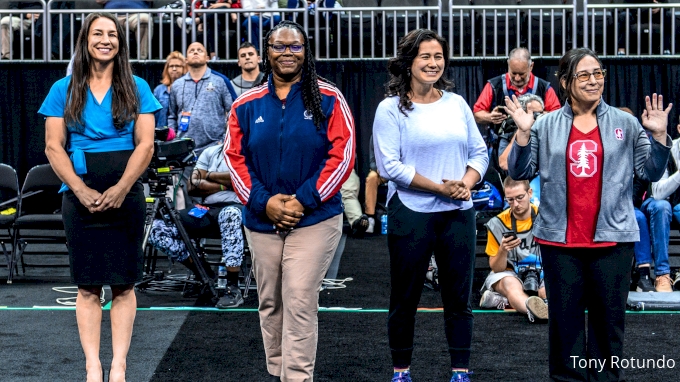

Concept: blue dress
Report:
left=39, top=75, right=161, bottom=285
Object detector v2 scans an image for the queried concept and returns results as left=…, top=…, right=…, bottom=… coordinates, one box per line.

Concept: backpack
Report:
left=471, top=181, right=503, bottom=211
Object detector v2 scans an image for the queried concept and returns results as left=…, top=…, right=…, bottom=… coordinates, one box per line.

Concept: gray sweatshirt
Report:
left=168, top=68, right=233, bottom=154
left=508, top=99, right=671, bottom=243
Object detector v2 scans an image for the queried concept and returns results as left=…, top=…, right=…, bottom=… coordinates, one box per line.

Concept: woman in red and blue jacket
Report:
left=224, top=20, right=354, bottom=382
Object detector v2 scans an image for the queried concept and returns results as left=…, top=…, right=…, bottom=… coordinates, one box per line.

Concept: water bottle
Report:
left=380, top=214, right=388, bottom=235
left=217, top=266, right=227, bottom=289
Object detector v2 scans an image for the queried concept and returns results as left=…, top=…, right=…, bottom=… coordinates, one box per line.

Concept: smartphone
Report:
left=502, top=231, right=517, bottom=240
left=495, top=106, right=508, bottom=115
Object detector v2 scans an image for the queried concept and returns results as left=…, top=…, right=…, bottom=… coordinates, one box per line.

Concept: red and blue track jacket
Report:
left=224, top=75, right=355, bottom=232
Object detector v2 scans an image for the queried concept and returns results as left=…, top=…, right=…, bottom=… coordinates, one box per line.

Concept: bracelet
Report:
left=220, top=184, right=225, bottom=191
left=205, top=171, right=212, bottom=181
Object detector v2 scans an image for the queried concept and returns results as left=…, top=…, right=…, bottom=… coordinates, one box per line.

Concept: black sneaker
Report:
left=216, top=284, right=244, bottom=309
left=674, top=271, right=680, bottom=290
left=351, top=214, right=370, bottom=237
left=636, top=275, right=656, bottom=292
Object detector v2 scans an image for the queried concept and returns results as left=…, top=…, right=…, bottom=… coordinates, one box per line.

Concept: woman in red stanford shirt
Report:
left=505, top=47, right=672, bottom=381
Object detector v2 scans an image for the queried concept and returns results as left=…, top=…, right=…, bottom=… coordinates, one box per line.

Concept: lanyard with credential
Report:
left=178, top=78, right=205, bottom=132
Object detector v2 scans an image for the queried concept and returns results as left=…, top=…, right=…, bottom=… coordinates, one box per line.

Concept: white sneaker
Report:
left=479, top=290, right=508, bottom=309
left=526, top=296, right=549, bottom=322
left=366, top=217, right=375, bottom=234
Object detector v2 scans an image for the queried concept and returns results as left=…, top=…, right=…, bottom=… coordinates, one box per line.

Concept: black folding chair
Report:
left=0, top=163, right=20, bottom=271
left=9, top=164, right=68, bottom=283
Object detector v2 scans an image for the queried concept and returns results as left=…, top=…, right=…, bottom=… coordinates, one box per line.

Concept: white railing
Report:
left=1, top=0, right=678, bottom=63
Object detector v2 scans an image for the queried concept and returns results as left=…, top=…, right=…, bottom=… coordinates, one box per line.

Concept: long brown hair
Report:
left=161, top=51, right=187, bottom=87
left=64, top=12, right=138, bottom=131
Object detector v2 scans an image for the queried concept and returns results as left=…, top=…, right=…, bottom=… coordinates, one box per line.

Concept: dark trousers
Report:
left=541, top=243, right=634, bottom=382
left=387, top=194, right=476, bottom=369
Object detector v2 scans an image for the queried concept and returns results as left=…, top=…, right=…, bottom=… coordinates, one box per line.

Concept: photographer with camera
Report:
left=480, top=177, right=548, bottom=322
left=497, top=94, right=545, bottom=172
left=147, top=140, right=245, bottom=309
left=472, top=48, right=560, bottom=171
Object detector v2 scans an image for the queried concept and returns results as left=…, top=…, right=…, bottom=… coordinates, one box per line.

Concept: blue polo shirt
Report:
left=38, top=75, right=161, bottom=192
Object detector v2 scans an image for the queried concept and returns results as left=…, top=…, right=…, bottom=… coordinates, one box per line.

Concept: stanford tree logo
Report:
left=569, top=140, right=598, bottom=177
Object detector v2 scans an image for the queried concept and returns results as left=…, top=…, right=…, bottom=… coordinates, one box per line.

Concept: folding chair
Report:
left=0, top=164, right=20, bottom=271
left=9, top=164, right=68, bottom=283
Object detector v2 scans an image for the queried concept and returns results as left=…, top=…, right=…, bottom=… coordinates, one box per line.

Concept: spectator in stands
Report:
left=148, top=141, right=245, bottom=309
left=48, top=2, right=75, bottom=59
left=231, top=41, right=264, bottom=96
left=374, top=29, right=487, bottom=382
left=168, top=41, right=233, bottom=155
left=480, top=177, right=547, bottom=322
left=341, top=169, right=369, bottom=236
left=505, top=47, right=672, bottom=381
left=364, top=134, right=387, bottom=233
left=473, top=47, right=560, bottom=162
left=642, top=115, right=680, bottom=292
left=96, top=0, right=153, bottom=60
left=241, top=0, right=280, bottom=51
left=153, top=51, right=187, bottom=128
left=617, top=0, right=672, bottom=55
left=225, top=20, right=354, bottom=382
left=39, top=12, right=161, bottom=382
left=196, top=0, right=241, bottom=60
left=0, top=1, right=43, bottom=60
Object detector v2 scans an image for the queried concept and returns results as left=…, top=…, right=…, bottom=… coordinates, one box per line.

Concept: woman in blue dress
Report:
left=39, top=13, right=161, bottom=382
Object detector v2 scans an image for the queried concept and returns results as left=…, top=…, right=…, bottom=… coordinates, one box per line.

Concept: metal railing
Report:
left=1, top=0, right=679, bottom=63
left=585, top=2, right=680, bottom=57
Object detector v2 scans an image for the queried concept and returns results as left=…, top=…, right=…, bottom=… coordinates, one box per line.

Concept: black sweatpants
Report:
left=541, top=243, right=634, bottom=382
left=387, top=194, right=476, bottom=369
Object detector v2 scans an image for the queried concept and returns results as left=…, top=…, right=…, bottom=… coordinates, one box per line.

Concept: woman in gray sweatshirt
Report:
left=506, top=47, right=672, bottom=381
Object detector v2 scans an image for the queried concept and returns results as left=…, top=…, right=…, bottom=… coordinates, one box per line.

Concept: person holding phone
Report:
left=472, top=48, right=561, bottom=169
left=480, top=176, right=547, bottom=322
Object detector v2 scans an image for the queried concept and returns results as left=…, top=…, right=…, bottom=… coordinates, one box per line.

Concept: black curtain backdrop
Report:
left=3, top=58, right=680, bottom=186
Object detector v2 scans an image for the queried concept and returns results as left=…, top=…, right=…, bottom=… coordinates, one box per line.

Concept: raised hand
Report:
left=503, top=95, right=536, bottom=133
left=641, top=93, right=673, bottom=139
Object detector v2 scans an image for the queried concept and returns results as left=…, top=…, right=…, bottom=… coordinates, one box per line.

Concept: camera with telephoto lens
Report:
left=517, top=265, right=541, bottom=295
left=497, top=112, right=543, bottom=136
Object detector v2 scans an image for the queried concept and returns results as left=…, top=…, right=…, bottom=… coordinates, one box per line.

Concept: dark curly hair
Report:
left=386, top=29, right=452, bottom=116
left=259, top=20, right=332, bottom=128
left=555, top=47, right=604, bottom=104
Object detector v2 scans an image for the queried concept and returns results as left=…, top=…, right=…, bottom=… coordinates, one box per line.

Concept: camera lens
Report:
left=522, top=270, right=539, bottom=295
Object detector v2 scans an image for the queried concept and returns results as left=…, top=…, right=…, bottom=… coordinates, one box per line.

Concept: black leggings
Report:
left=541, top=243, right=634, bottom=382
left=387, top=193, right=476, bottom=369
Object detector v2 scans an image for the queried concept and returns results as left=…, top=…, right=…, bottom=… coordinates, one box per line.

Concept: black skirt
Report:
left=62, top=150, right=145, bottom=285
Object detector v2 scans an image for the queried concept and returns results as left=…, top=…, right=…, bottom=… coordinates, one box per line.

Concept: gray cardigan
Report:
left=508, top=99, right=671, bottom=243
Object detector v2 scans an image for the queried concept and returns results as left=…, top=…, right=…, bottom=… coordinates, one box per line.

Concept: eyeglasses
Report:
left=168, top=65, right=183, bottom=69
left=269, top=44, right=304, bottom=53
left=573, top=69, right=606, bottom=82
left=504, top=192, right=528, bottom=205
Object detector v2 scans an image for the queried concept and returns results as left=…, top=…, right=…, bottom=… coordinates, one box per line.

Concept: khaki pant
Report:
left=340, top=169, right=362, bottom=225
left=247, top=214, right=342, bottom=382
left=0, top=16, right=35, bottom=58
left=116, top=13, right=153, bottom=60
